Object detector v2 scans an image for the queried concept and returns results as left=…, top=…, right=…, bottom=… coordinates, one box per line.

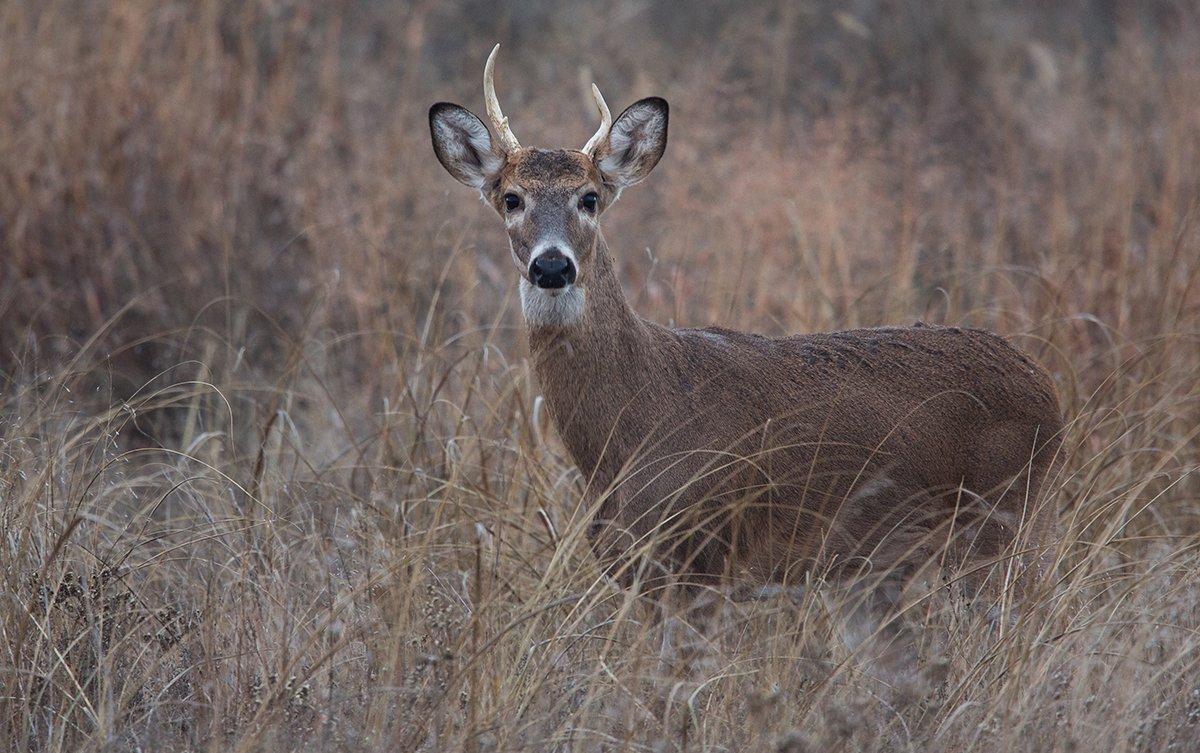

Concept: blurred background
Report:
left=3, top=2, right=1200, bottom=751
left=3, top=0, right=1197, bottom=408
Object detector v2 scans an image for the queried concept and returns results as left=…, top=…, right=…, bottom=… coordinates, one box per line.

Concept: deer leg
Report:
left=826, top=561, right=922, bottom=685
left=967, top=421, right=1063, bottom=600
left=653, top=579, right=722, bottom=677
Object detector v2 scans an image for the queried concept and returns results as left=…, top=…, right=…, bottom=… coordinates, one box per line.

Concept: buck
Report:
left=429, top=46, right=1063, bottom=611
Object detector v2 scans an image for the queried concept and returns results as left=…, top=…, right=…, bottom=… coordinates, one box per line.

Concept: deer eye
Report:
left=579, top=192, right=599, bottom=213
left=503, top=193, right=521, bottom=212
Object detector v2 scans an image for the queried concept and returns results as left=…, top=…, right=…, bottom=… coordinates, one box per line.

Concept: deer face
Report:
left=430, top=45, right=667, bottom=325
left=489, top=148, right=605, bottom=291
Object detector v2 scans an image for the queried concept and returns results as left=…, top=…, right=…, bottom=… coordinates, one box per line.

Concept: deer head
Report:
left=429, top=45, right=668, bottom=326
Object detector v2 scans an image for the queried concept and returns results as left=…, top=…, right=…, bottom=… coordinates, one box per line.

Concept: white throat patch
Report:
left=520, top=278, right=586, bottom=328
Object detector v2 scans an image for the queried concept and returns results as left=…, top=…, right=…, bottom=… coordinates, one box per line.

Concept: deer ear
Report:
left=430, top=102, right=504, bottom=189
left=594, top=97, right=668, bottom=189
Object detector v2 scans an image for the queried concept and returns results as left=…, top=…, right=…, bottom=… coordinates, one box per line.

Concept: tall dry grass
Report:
left=1, top=1, right=1199, bottom=751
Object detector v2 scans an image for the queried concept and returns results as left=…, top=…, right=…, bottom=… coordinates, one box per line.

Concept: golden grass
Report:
left=2, top=2, right=1199, bottom=751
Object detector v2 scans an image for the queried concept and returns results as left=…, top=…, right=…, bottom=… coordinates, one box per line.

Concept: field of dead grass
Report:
left=2, top=2, right=1199, bottom=751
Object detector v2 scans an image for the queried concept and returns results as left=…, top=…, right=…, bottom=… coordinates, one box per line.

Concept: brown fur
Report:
left=488, top=149, right=612, bottom=274
left=526, top=229, right=1063, bottom=592
left=429, top=106, right=1064, bottom=598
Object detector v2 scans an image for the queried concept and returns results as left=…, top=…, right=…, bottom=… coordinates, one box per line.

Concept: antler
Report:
left=580, top=83, right=612, bottom=156
left=484, top=44, right=521, bottom=153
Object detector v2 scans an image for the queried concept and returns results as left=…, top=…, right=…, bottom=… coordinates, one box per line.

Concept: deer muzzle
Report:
left=529, top=248, right=577, bottom=290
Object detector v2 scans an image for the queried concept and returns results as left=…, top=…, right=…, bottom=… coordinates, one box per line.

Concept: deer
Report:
left=429, top=46, right=1064, bottom=648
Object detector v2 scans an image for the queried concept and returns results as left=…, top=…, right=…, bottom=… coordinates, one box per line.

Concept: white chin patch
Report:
left=520, top=278, right=585, bottom=328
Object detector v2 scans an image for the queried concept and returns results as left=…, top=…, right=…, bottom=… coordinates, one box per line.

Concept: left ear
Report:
left=429, top=102, right=504, bottom=190
left=593, top=97, right=668, bottom=189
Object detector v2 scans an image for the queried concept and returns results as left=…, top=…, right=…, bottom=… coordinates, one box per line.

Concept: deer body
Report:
left=528, top=234, right=1061, bottom=589
left=431, top=46, right=1062, bottom=595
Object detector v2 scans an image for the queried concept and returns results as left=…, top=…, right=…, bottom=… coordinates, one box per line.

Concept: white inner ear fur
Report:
left=432, top=111, right=501, bottom=188
left=520, top=278, right=586, bottom=328
left=597, top=103, right=666, bottom=184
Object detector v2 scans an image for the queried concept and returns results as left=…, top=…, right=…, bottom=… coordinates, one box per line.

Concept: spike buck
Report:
left=429, top=46, right=1063, bottom=622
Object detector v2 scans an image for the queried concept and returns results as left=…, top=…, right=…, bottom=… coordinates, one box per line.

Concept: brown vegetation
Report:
left=1, top=1, right=1199, bottom=751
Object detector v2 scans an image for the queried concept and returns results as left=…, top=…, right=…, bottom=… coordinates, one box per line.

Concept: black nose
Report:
left=528, top=249, right=577, bottom=289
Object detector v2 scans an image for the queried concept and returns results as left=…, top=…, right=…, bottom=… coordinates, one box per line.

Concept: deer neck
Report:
left=521, top=235, right=658, bottom=478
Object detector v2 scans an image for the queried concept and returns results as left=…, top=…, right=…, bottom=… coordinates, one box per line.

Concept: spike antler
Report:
left=580, top=83, right=612, bottom=156
left=484, top=44, right=521, bottom=153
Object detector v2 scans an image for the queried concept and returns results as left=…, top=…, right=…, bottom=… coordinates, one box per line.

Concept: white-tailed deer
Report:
left=430, top=46, right=1063, bottom=614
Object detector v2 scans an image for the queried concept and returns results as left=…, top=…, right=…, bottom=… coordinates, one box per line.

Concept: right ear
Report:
left=429, top=102, right=503, bottom=189
left=593, top=97, right=668, bottom=190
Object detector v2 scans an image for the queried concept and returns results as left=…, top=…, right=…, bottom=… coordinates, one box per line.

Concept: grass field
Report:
left=2, top=2, right=1199, bottom=751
